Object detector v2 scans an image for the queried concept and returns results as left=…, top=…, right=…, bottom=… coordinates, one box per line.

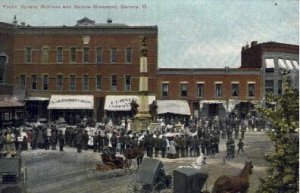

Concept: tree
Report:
left=258, top=73, right=299, bottom=193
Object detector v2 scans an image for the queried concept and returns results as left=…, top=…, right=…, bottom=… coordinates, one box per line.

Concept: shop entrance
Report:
left=208, top=103, right=218, bottom=117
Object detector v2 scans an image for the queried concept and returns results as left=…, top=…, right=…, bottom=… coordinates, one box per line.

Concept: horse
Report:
left=212, top=161, right=253, bottom=193
left=123, top=144, right=144, bottom=169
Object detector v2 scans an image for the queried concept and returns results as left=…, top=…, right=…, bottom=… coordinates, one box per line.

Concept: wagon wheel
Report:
left=151, top=182, right=167, bottom=193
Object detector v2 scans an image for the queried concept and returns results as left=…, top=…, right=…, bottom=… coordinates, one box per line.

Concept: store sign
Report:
left=49, top=98, right=92, bottom=104
left=106, top=96, right=137, bottom=111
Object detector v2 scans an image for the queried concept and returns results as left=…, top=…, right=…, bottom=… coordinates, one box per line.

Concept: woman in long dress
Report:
left=167, top=137, right=177, bottom=159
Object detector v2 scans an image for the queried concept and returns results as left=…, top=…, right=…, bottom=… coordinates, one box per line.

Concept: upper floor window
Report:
left=197, top=83, right=204, bottom=97
left=231, top=83, right=239, bottom=97
left=162, top=83, right=169, bottom=97
left=215, top=83, right=223, bottom=97
left=69, top=75, right=76, bottom=91
left=83, top=47, right=89, bottom=63
left=56, top=47, right=63, bottom=63
left=96, top=47, right=102, bottom=64
left=111, top=48, right=117, bottom=63
left=41, top=47, right=49, bottom=64
left=31, top=75, right=37, bottom=90
left=83, top=75, right=89, bottom=90
left=56, top=75, right=63, bottom=90
left=265, top=80, right=274, bottom=94
left=96, top=75, right=102, bottom=90
left=42, top=75, right=48, bottom=90
left=20, top=75, right=26, bottom=86
left=125, top=48, right=132, bottom=63
left=248, top=83, right=255, bottom=97
left=111, top=75, right=117, bottom=91
left=265, top=58, right=275, bottom=73
left=70, top=47, right=76, bottom=63
left=25, top=47, right=32, bottom=63
left=181, top=84, right=188, bottom=97
left=278, top=80, right=283, bottom=95
left=125, top=75, right=131, bottom=91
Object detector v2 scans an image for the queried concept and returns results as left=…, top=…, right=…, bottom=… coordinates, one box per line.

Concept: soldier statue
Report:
left=130, top=99, right=139, bottom=117
left=149, top=100, right=158, bottom=122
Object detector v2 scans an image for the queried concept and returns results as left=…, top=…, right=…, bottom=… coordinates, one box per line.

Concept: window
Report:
left=231, top=83, right=239, bottom=97
left=111, top=48, right=117, bottom=63
left=125, top=48, right=132, bottom=63
left=248, top=83, right=255, bottom=97
left=197, top=83, right=204, bottom=97
left=96, top=47, right=102, bottom=64
left=69, top=75, right=76, bottom=91
left=31, top=75, right=37, bottom=90
left=70, top=47, right=76, bottom=63
left=83, top=75, right=89, bottom=90
left=265, top=58, right=275, bottom=73
left=265, top=80, right=274, bottom=93
left=0, top=56, right=5, bottom=84
left=42, top=75, right=48, bottom=90
left=3, top=112, right=12, bottom=121
left=181, top=84, right=188, bottom=97
left=125, top=75, right=131, bottom=91
left=41, top=47, right=49, bottom=64
left=20, top=75, right=26, bottom=86
left=278, top=80, right=282, bottom=95
left=56, top=47, right=63, bottom=63
left=96, top=75, right=102, bottom=90
left=25, top=47, right=32, bottom=63
left=111, top=75, right=117, bottom=91
left=215, top=83, right=223, bottom=97
left=83, top=47, right=89, bottom=63
left=162, top=83, right=169, bottom=97
left=56, top=75, right=63, bottom=90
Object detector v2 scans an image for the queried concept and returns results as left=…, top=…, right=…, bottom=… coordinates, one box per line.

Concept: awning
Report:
left=278, top=59, right=287, bottom=69
left=27, top=97, right=49, bottom=101
left=47, top=95, right=94, bottom=110
left=228, top=99, right=241, bottom=112
left=157, top=100, right=191, bottom=115
left=0, top=95, right=24, bottom=108
left=265, top=59, right=275, bottom=68
left=199, top=100, right=227, bottom=111
left=104, top=95, right=156, bottom=111
left=291, top=60, right=299, bottom=70
left=285, top=60, right=294, bottom=70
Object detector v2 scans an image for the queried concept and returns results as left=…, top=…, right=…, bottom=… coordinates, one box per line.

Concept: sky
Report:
left=0, top=0, right=298, bottom=68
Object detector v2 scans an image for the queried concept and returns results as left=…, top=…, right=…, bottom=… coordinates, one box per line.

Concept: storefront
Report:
left=157, top=100, right=191, bottom=124
left=25, top=97, right=49, bottom=122
left=199, top=100, right=227, bottom=118
left=47, top=95, right=94, bottom=124
left=0, top=95, right=25, bottom=127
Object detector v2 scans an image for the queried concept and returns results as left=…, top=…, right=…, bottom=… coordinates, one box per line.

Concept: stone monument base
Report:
left=148, top=122, right=160, bottom=131
left=131, top=112, right=152, bottom=132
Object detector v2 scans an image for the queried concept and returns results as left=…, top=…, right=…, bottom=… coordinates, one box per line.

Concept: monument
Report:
left=131, top=36, right=152, bottom=131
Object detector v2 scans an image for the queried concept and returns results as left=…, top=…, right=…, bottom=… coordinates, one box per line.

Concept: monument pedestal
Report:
left=132, top=94, right=152, bottom=131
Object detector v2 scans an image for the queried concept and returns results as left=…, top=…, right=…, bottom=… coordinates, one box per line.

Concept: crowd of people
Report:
left=0, top=111, right=268, bottom=161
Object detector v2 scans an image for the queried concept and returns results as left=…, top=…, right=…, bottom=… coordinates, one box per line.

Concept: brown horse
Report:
left=123, top=144, right=144, bottom=168
left=212, top=161, right=253, bottom=193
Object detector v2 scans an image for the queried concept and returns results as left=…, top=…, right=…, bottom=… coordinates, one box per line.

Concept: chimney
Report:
left=21, top=22, right=25, bottom=27
left=251, top=41, right=258, bottom=47
left=245, top=43, right=249, bottom=49
left=107, top=18, right=112, bottom=24
left=13, top=15, right=17, bottom=25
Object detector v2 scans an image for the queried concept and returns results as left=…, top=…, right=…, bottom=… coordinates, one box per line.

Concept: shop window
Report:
left=265, top=80, right=274, bottom=94
left=56, top=47, right=63, bottom=63
left=83, top=47, right=89, bottom=63
left=96, top=47, right=102, bottom=64
left=69, top=75, right=76, bottom=91
left=83, top=75, right=89, bottom=90
left=25, top=47, right=32, bottom=63
left=231, top=83, right=239, bottom=97
left=111, top=75, right=117, bottom=91
left=43, top=75, right=48, bottom=90
left=278, top=80, right=282, bottom=95
left=70, top=47, right=76, bottom=63
left=111, top=48, right=117, bottom=63
left=181, top=84, right=188, bottom=97
left=3, top=112, right=12, bottom=121
left=162, top=83, right=169, bottom=97
left=41, top=47, right=49, bottom=64
left=248, top=83, right=255, bottom=97
left=125, top=75, right=131, bottom=91
left=125, top=48, right=132, bottom=63
left=197, top=83, right=204, bottom=97
left=215, top=83, right=223, bottom=97
left=96, top=75, right=102, bottom=90
left=56, top=75, right=63, bottom=90
left=31, top=75, right=37, bottom=90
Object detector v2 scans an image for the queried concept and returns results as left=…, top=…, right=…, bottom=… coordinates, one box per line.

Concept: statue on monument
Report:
left=130, top=99, right=139, bottom=117
left=149, top=100, right=158, bottom=122
left=140, top=36, right=148, bottom=57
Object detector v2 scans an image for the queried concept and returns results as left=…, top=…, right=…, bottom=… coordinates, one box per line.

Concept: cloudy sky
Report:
left=0, top=0, right=298, bottom=68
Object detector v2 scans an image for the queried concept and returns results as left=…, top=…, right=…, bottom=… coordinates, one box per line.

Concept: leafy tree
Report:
left=257, top=72, right=299, bottom=193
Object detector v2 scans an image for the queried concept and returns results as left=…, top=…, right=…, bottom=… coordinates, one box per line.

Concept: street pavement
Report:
left=22, top=131, right=272, bottom=193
